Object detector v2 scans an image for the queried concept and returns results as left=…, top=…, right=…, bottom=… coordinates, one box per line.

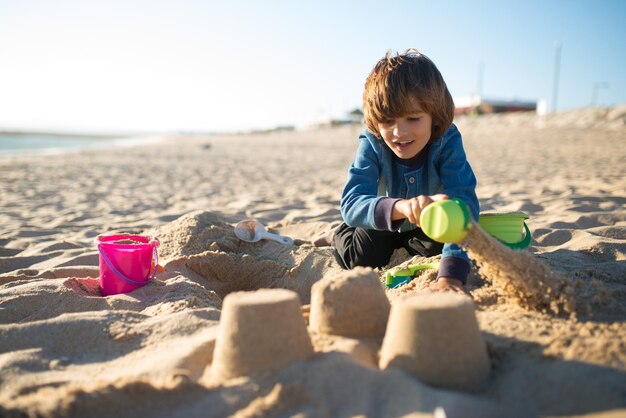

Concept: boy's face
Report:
left=378, top=106, right=433, bottom=160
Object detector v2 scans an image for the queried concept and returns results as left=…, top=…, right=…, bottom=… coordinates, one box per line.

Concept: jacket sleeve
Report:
left=437, top=126, right=480, bottom=267
left=340, top=134, right=383, bottom=230
left=437, top=126, right=480, bottom=220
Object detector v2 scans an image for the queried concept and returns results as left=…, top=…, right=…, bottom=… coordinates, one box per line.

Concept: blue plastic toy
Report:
left=384, top=262, right=440, bottom=289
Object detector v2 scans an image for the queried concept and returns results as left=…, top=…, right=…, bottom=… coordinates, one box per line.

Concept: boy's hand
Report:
left=393, top=194, right=448, bottom=226
left=429, top=277, right=465, bottom=293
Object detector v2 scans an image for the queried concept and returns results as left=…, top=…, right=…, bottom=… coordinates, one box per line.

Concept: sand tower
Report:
left=379, top=292, right=490, bottom=391
left=309, top=267, right=390, bottom=338
left=211, top=288, right=313, bottom=380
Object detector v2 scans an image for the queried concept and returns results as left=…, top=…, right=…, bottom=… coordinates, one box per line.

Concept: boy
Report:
left=327, top=49, right=479, bottom=292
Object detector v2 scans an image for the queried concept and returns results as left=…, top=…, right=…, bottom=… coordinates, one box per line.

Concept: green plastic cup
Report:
left=420, top=199, right=532, bottom=250
left=478, top=212, right=531, bottom=249
left=419, top=198, right=471, bottom=244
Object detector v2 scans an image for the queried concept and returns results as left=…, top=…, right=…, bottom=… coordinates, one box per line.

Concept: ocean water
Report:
left=0, top=133, right=164, bottom=155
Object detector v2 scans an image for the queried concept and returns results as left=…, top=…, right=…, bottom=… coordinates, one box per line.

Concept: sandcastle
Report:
left=309, top=267, right=390, bottom=338
left=379, top=292, right=490, bottom=391
left=210, top=288, right=313, bottom=380
left=210, top=268, right=489, bottom=392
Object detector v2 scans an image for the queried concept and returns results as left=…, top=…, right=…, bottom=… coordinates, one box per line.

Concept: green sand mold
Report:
left=479, top=212, right=531, bottom=250
left=385, top=262, right=440, bottom=288
left=420, top=199, right=531, bottom=250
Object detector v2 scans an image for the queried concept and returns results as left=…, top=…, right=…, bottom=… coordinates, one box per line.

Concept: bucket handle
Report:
left=97, top=245, right=159, bottom=287
left=502, top=222, right=532, bottom=250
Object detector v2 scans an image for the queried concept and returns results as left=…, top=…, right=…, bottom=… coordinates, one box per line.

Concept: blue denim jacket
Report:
left=340, top=123, right=479, bottom=264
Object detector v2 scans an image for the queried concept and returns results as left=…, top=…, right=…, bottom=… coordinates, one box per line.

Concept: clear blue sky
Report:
left=0, top=0, right=624, bottom=133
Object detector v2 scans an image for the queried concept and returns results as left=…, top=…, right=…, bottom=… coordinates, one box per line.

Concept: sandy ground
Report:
left=0, top=106, right=625, bottom=417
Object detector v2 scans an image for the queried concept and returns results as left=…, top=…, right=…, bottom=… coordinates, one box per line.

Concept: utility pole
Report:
left=552, top=41, right=562, bottom=113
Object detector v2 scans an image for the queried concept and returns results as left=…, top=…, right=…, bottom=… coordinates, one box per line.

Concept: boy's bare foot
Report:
left=313, top=231, right=334, bottom=247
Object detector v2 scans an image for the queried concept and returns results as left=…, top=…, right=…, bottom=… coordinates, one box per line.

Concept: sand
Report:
left=0, top=106, right=625, bottom=417
left=462, top=219, right=577, bottom=316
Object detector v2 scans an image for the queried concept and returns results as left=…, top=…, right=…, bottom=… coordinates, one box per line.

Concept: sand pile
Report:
left=150, top=210, right=343, bottom=303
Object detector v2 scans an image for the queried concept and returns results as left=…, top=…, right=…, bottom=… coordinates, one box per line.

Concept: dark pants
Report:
left=332, top=223, right=444, bottom=270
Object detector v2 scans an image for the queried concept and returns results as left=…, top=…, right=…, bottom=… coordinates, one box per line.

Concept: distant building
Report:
left=348, top=108, right=364, bottom=124
left=454, top=96, right=537, bottom=115
left=248, top=125, right=295, bottom=134
left=309, top=108, right=365, bottom=130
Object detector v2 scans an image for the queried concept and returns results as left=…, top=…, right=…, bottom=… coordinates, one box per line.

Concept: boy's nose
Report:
left=393, top=120, right=408, bottom=137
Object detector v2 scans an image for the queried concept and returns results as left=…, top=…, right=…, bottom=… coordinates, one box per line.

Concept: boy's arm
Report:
left=390, top=194, right=471, bottom=290
left=435, top=126, right=480, bottom=287
left=437, top=125, right=480, bottom=220
left=340, top=134, right=385, bottom=230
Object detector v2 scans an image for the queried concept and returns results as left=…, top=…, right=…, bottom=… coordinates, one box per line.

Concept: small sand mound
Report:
left=151, top=211, right=241, bottom=261
left=462, top=220, right=577, bottom=316
left=152, top=211, right=343, bottom=303
left=211, top=289, right=313, bottom=380
left=379, top=292, right=490, bottom=391
left=309, top=267, right=390, bottom=338
left=63, top=277, right=102, bottom=296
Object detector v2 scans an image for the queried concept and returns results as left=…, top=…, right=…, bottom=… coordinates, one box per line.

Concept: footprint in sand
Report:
left=536, top=230, right=573, bottom=246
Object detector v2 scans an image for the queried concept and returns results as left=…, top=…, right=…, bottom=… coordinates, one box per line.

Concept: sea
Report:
left=0, top=133, right=166, bottom=156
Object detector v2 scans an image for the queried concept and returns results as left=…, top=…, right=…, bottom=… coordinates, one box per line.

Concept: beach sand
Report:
left=1, top=107, right=625, bottom=417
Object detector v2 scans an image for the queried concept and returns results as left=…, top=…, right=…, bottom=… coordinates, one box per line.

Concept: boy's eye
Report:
left=408, top=116, right=421, bottom=122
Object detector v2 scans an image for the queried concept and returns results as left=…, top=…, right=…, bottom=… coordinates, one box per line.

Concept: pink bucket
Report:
left=95, top=234, right=159, bottom=296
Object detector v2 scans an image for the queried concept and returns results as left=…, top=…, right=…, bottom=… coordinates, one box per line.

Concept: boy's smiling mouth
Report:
left=393, top=140, right=415, bottom=149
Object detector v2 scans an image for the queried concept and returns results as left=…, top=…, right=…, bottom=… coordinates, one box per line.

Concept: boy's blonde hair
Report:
left=363, top=49, right=455, bottom=139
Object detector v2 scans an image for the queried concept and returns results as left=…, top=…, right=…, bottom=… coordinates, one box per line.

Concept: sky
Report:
left=0, top=0, right=624, bottom=133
